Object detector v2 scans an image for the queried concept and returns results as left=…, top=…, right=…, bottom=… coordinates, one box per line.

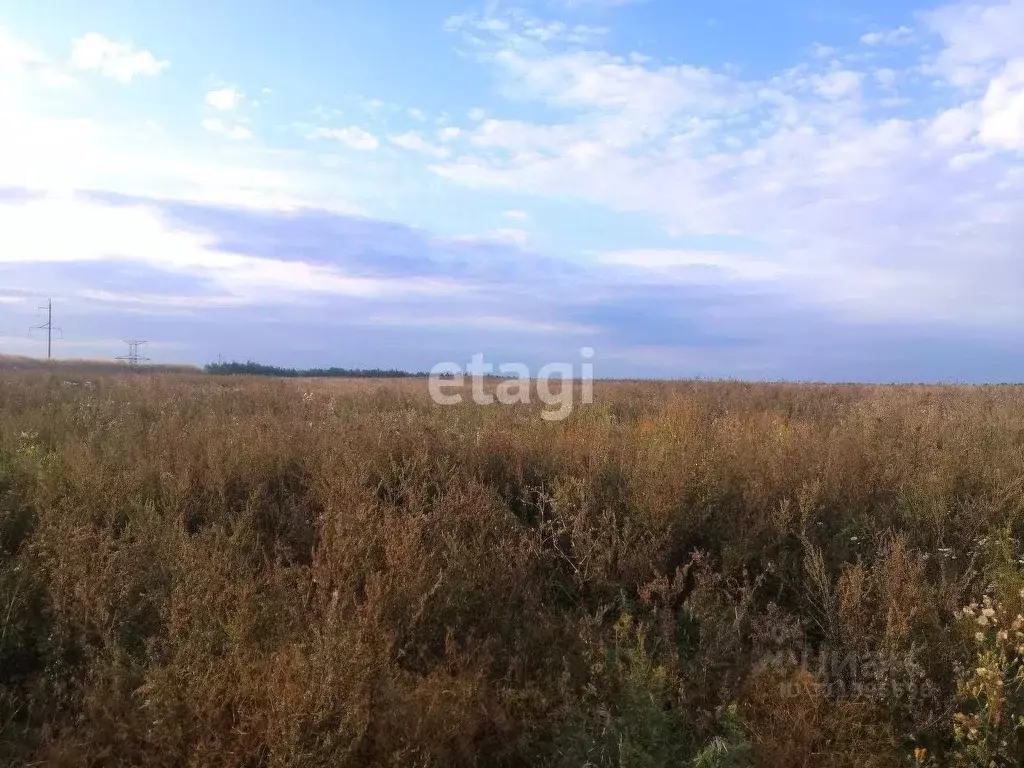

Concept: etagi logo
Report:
left=428, top=347, right=595, bottom=421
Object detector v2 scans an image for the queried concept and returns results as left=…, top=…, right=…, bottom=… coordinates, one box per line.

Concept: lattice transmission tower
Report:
left=116, top=339, right=151, bottom=366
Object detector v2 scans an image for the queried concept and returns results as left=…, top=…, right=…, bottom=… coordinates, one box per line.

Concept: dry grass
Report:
left=3, top=370, right=1024, bottom=765
left=0, top=356, right=200, bottom=374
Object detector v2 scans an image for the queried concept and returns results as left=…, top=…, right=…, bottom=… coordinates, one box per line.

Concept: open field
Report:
left=4, top=371, right=1024, bottom=766
left=0, top=355, right=200, bottom=375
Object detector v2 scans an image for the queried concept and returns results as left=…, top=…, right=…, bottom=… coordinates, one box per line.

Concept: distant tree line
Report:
left=203, top=360, right=431, bottom=378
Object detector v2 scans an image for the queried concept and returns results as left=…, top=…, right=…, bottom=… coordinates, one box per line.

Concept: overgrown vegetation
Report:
left=3, top=372, right=1024, bottom=765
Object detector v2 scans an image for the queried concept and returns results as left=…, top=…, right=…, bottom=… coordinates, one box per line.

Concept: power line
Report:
left=116, top=339, right=151, bottom=366
left=29, top=299, right=62, bottom=360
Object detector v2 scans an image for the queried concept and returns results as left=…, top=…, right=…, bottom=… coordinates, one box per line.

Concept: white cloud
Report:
left=70, top=33, right=167, bottom=82
left=205, top=86, right=243, bottom=111
left=0, top=26, right=76, bottom=93
left=490, top=47, right=740, bottom=127
left=488, top=227, right=529, bottom=245
left=77, top=289, right=251, bottom=310
left=0, top=92, right=362, bottom=214
left=389, top=131, right=450, bottom=158
left=468, top=107, right=487, bottom=121
left=0, top=193, right=468, bottom=302
left=0, top=25, right=370, bottom=218
left=448, top=11, right=607, bottom=46
left=37, top=69, right=77, bottom=88
left=928, top=104, right=981, bottom=146
left=309, top=126, right=379, bottom=151
left=921, top=1, right=1024, bottom=150
left=5, top=2, right=1024, bottom=344
left=860, top=26, right=914, bottom=46
left=364, top=313, right=593, bottom=334
left=408, top=107, right=427, bottom=121
left=874, top=68, right=898, bottom=88
left=978, top=59, right=1024, bottom=149
left=503, top=209, right=530, bottom=221
left=0, top=26, right=46, bottom=71
left=812, top=70, right=863, bottom=99
left=429, top=4, right=1024, bottom=329
left=923, top=0, right=1024, bottom=86
left=202, top=87, right=251, bottom=140
left=449, top=228, right=529, bottom=246
left=201, top=117, right=252, bottom=141
left=597, top=248, right=782, bottom=281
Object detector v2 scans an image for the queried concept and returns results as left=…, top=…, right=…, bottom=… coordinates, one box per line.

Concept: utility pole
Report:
left=116, top=339, right=151, bottom=366
left=30, top=299, right=62, bottom=360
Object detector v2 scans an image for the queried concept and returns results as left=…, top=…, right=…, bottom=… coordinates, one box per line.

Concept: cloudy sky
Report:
left=1, top=0, right=1023, bottom=381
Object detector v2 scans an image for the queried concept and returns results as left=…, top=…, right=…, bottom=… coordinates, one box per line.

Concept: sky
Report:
left=1, top=0, right=1023, bottom=381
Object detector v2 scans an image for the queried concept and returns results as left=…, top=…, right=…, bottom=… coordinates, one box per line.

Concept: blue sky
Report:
left=1, top=0, right=1023, bottom=381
